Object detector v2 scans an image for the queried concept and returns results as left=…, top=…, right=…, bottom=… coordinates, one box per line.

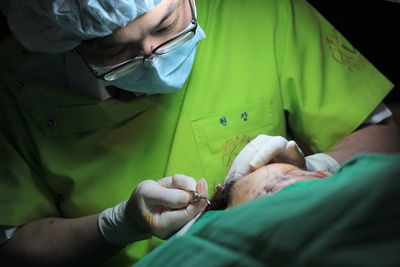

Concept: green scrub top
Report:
left=0, top=0, right=393, bottom=265
left=136, top=153, right=400, bottom=266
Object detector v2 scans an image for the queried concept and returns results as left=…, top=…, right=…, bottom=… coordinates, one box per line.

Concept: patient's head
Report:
left=206, top=164, right=331, bottom=211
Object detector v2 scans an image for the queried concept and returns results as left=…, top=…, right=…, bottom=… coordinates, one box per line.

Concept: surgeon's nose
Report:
left=140, top=39, right=157, bottom=60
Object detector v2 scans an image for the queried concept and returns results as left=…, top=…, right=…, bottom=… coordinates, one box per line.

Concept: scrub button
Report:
left=16, top=81, right=26, bottom=92
left=46, top=118, right=57, bottom=129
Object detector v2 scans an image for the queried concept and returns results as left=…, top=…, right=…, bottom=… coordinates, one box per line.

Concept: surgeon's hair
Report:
left=204, top=181, right=236, bottom=212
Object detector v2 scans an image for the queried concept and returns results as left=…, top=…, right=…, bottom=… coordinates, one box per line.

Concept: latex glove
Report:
left=224, top=134, right=305, bottom=186
left=305, top=153, right=340, bottom=173
left=98, top=175, right=208, bottom=245
left=136, top=175, right=208, bottom=239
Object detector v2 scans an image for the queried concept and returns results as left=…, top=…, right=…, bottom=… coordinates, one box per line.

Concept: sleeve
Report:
left=0, top=78, right=60, bottom=226
left=278, top=0, right=394, bottom=152
left=0, top=129, right=60, bottom=226
left=362, top=102, right=392, bottom=124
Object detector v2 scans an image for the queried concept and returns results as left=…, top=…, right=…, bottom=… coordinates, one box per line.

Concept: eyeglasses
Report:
left=91, top=0, right=198, bottom=82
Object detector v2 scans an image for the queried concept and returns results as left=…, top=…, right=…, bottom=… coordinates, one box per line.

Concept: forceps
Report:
left=187, top=190, right=210, bottom=205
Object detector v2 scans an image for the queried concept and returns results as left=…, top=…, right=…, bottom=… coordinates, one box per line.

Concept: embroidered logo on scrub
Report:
left=325, top=27, right=367, bottom=72
left=221, top=135, right=252, bottom=170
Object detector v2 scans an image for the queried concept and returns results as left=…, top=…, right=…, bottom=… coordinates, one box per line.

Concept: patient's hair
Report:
left=204, top=181, right=236, bottom=212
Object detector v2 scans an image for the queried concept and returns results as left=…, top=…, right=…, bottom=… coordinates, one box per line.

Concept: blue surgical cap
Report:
left=7, top=0, right=162, bottom=53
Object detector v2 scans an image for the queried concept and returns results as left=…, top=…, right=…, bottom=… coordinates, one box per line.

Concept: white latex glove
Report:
left=224, top=134, right=305, bottom=186
left=98, top=174, right=208, bottom=245
left=305, top=153, right=340, bottom=174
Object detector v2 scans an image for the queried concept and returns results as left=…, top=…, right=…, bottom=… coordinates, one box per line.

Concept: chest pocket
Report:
left=191, top=99, right=277, bottom=186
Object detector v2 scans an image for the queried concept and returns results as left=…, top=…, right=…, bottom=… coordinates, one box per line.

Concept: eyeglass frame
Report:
left=82, top=0, right=198, bottom=81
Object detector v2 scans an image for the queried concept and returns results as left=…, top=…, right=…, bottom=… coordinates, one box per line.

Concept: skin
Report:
left=324, top=117, right=400, bottom=164
left=289, top=117, right=400, bottom=168
left=229, top=163, right=331, bottom=208
left=77, top=0, right=191, bottom=66
left=0, top=1, right=195, bottom=265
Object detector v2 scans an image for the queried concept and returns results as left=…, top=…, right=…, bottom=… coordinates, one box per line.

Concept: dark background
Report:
left=308, top=0, right=399, bottom=104
left=0, top=0, right=398, bottom=104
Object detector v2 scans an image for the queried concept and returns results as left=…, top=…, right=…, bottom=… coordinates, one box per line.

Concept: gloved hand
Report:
left=305, top=153, right=340, bottom=174
left=224, top=134, right=306, bottom=185
left=98, top=174, right=208, bottom=245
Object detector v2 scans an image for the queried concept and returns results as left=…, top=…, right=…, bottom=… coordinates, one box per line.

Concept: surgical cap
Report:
left=7, top=0, right=162, bottom=53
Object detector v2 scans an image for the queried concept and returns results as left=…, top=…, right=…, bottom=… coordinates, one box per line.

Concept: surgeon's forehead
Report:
left=105, top=0, right=181, bottom=44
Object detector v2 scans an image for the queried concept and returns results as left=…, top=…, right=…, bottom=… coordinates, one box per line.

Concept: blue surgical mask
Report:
left=96, top=26, right=206, bottom=94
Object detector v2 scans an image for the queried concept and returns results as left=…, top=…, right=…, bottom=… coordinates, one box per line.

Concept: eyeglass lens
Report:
left=104, top=59, right=143, bottom=81
left=104, top=30, right=195, bottom=81
left=155, top=31, right=196, bottom=55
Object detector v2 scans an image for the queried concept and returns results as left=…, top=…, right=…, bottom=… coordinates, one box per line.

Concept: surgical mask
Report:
left=92, top=26, right=205, bottom=94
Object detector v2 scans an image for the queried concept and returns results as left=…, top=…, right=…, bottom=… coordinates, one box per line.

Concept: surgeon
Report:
left=0, top=0, right=399, bottom=266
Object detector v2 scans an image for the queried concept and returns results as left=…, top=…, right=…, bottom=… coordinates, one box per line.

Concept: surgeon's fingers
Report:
left=249, top=136, right=287, bottom=169
left=136, top=180, right=192, bottom=209
left=157, top=176, right=174, bottom=188
left=196, top=178, right=208, bottom=199
left=153, top=199, right=207, bottom=238
left=271, top=141, right=302, bottom=164
left=171, top=174, right=197, bottom=191
left=227, top=141, right=258, bottom=177
left=226, top=135, right=271, bottom=181
left=158, top=174, right=197, bottom=192
left=286, top=141, right=306, bottom=169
